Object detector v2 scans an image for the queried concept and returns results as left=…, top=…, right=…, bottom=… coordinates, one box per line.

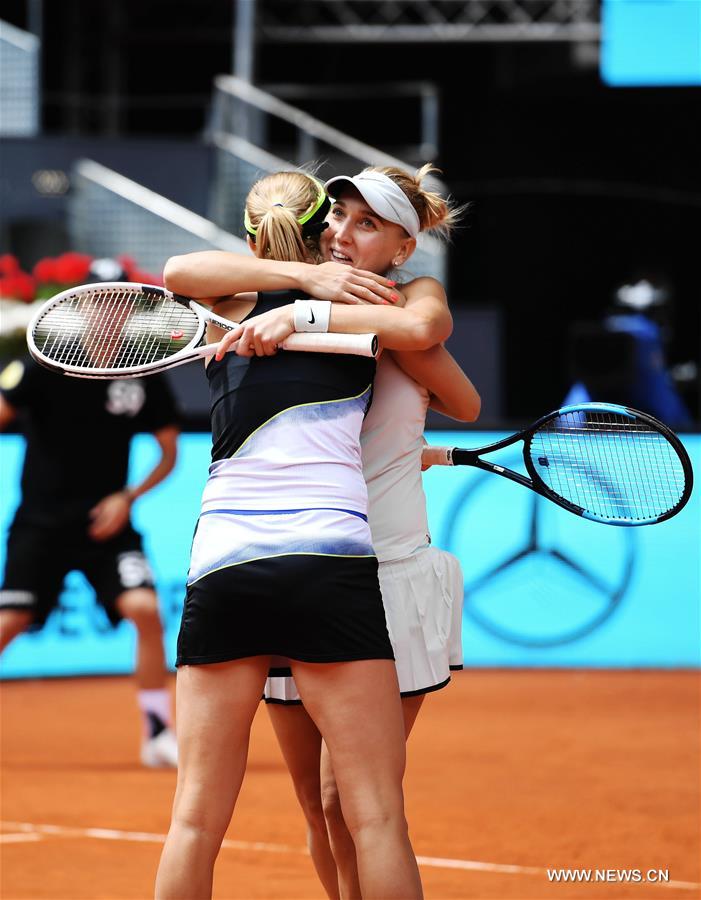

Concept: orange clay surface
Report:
left=1, top=670, right=699, bottom=900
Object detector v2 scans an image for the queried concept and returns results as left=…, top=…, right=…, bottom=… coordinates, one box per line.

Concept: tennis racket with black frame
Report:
left=27, top=282, right=379, bottom=379
left=422, top=403, right=693, bottom=526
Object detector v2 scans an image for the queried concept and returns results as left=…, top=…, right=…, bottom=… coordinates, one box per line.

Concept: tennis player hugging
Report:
left=155, top=164, right=480, bottom=899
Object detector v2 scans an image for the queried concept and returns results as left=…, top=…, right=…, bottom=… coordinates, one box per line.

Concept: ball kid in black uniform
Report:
left=0, top=341, right=181, bottom=768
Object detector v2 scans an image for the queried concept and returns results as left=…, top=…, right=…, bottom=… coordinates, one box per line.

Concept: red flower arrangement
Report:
left=32, top=252, right=94, bottom=299
left=0, top=252, right=162, bottom=303
left=0, top=255, right=35, bottom=303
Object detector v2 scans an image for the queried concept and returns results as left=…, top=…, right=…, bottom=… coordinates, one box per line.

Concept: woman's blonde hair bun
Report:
left=365, top=163, right=464, bottom=239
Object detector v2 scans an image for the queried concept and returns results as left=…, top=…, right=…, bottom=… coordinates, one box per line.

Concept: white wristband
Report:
left=293, top=299, right=331, bottom=333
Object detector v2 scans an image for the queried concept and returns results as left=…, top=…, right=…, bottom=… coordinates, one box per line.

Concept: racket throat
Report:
left=470, top=455, right=533, bottom=490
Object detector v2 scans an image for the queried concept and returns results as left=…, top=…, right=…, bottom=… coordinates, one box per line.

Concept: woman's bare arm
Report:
left=163, top=253, right=396, bottom=305
left=326, top=277, right=452, bottom=351
left=392, top=345, right=481, bottom=422
left=206, top=293, right=258, bottom=345
left=212, top=276, right=453, bottom=358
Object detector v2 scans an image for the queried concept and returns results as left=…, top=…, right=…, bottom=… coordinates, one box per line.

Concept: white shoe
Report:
left=141, top=727, right=178, bottom=768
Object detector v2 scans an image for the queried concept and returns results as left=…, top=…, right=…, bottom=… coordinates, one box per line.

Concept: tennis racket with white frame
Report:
left=422, top=403, right=693, bottom=526
left=27, top=282, right=379, bottom=379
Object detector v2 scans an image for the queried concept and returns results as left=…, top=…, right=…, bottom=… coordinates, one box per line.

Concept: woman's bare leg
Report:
left=155, top=656, right=270, bottom=900
left=291, top=659, right=423, bottom=900
left=267, top=704, right=339, bottom=898
left=320, top=694, right=426, bottom=898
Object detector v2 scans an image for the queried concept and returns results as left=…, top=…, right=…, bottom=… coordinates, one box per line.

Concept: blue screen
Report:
left=0, top=431, right=699, bottom=677
left=601, top=0, right=701, bottom=86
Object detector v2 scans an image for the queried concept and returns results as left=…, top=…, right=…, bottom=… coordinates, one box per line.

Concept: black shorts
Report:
left=0, top=519, right=155, bottom=627
left=176, top=554, right=394, bottom=667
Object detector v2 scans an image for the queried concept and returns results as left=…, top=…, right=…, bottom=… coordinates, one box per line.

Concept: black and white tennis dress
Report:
left=176, top=291, right=394, bottom=667
left=264, top=351, right=464, bottom=702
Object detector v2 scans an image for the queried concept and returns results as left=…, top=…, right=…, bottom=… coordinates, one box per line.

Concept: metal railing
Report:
left=209, top=131, right=293, bottom=241
left=0, top=19, right=39, bottom=136
left=257, top=0, right=600, bottom=43
left=68, top=160, right=248, bottom=276
left=209, top=76, right=447, bottom=285
left=264, top=81, right=440, bottom=164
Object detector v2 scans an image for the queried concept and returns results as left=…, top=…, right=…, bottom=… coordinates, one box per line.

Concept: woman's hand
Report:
left=214, top=306, right=295, bottom=360
left=297, top=262, right=399, bottom=306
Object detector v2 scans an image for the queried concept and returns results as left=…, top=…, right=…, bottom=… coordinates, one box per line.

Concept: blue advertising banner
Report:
left=601, top=0, right=701, bottom=87
left=0, top=432, right=699, bottom=678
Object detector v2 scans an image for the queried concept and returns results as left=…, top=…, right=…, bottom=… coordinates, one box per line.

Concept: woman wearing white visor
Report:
left=205, top=165, right=481, bottom=898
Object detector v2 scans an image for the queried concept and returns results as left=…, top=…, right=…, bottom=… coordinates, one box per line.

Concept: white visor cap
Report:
left=324, top=170, right=421, bottom=239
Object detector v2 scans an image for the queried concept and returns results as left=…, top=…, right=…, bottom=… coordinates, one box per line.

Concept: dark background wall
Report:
left=3, top=0, right=699, bottom=422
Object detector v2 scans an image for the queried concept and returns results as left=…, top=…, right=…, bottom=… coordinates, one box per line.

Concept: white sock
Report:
left=138, top=689, right=172, bottom=737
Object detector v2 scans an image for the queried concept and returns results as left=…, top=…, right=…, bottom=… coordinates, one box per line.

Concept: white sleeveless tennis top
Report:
left=187, top=292, right=376, bottom=586
left=361, top=353, right=431, bottom=563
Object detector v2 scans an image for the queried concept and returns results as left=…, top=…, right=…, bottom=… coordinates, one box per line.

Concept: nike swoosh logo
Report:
left=308, top=310, right=315, bottom=324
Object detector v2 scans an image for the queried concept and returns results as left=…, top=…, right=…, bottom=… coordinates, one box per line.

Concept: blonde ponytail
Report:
left=255, top=204, right=308, bottom=263
left=244, top=172, right=327, bottom=263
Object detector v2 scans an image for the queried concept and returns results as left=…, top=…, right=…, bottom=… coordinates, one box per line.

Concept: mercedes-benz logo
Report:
left=439, top=451, right=637, bottom=647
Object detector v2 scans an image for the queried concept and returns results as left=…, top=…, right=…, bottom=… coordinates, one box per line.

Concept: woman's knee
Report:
left=293, top=775, right=327, bottom=835
left=346, top=806, right=409, bottom=849
left=171, top=775, right=236, bottom=844
left=331, top=783, right=407, bottom=844
left=320, top=776, right=344, bottom=828
left=169, top=805, right=228, bottom=863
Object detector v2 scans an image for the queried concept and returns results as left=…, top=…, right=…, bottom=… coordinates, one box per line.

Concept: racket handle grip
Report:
left=281, top=332, right=379, bottom=358
left=422, top=446, right=455, bottom=467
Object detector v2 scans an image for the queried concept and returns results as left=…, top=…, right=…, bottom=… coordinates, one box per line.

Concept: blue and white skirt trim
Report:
left=188, top=506, right=373, bottom=585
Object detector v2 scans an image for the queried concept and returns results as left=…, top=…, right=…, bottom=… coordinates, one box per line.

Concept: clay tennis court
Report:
left=1, top=669, right=699, bottom=899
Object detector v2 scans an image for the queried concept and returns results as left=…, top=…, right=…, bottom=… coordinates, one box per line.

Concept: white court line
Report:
left=0, top=832, right=43, bottom=844
left=416, top=854, right=541, bottom=875
left=2, top=821, right=699, bottom=891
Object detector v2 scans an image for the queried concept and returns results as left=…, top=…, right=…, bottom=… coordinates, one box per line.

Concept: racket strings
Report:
left=529, top=411, right=686, bottom=521
left=548, top=415, right=683, bottom=514
left=32, top=289, right=200, bottom=370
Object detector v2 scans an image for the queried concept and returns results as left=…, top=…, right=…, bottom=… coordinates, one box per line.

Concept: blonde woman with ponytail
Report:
left=158, top=166, right=479, bottom=900
left=157, top=170, right=423, bottom=900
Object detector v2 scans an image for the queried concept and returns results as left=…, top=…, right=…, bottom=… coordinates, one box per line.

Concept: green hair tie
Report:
left=244, top=178, right=328, bottom=240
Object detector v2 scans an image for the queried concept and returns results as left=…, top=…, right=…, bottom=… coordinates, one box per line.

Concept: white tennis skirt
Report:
left=263, top=545, right=464, bottom=702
